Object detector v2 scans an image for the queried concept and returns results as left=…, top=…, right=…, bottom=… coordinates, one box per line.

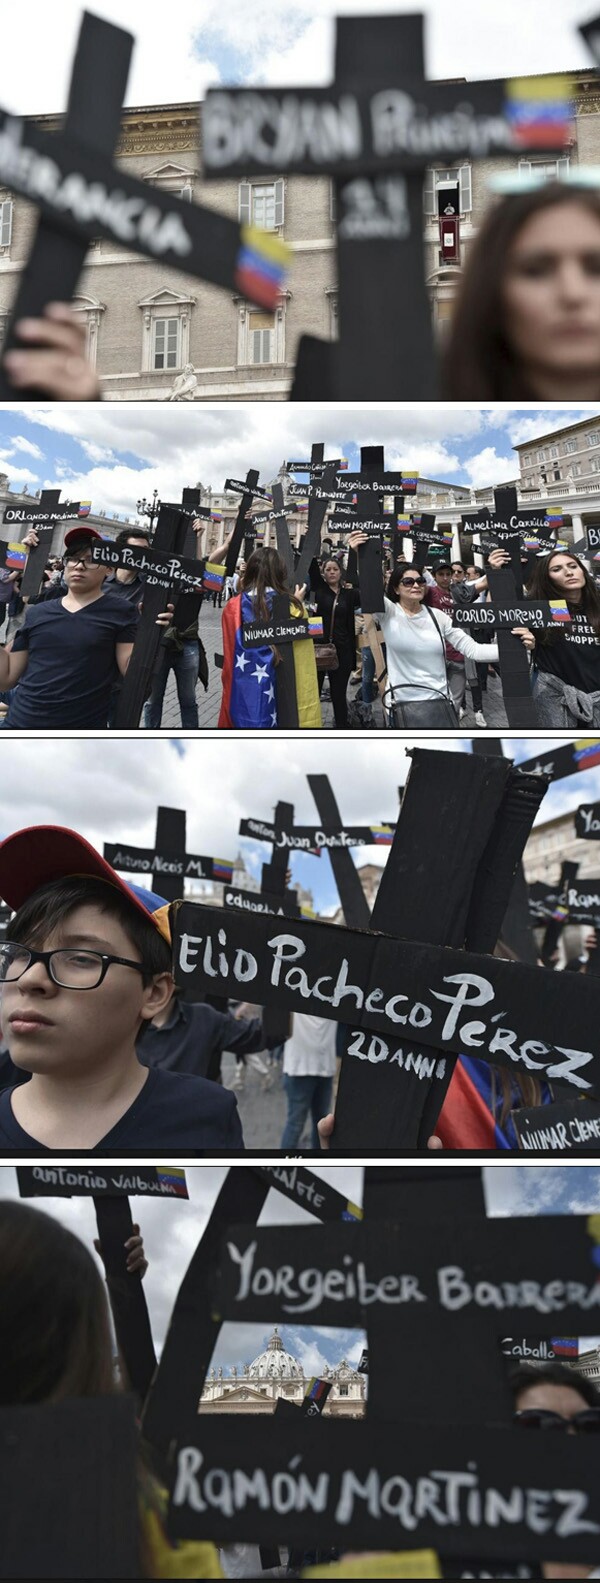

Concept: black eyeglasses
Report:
left=64, top=554, right=95, bottom=568
left=514, top=1408, right=600, bottom=1434
left=400, top=576, right=425, bottom=588
left=0, top=943, right=145, bottom=991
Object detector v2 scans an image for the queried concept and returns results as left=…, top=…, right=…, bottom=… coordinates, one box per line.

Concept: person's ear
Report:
left=139, top=972, right=174, bottom=1022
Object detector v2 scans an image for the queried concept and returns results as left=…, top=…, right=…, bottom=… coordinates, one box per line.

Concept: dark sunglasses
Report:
left=514, top=1407, right=600, bottom=1433
left=400, top=576, right=425, bottom=588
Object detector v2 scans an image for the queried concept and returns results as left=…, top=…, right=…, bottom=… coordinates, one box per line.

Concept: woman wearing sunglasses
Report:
left=348, top=533, right=516, bottom=728
left=443, top=182, right=600, bottom=401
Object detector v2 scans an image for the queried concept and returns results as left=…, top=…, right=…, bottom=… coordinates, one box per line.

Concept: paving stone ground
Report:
left=144, top=602, right=509, bottom=732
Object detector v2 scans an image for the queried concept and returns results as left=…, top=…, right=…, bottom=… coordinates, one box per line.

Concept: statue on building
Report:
left=167, top=363, right=198, bottom=401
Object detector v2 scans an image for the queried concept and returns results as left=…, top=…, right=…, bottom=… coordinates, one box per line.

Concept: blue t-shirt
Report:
left=6, top=590, right=138, bottom=728
left=0, top=1065, right=244, bottom=1154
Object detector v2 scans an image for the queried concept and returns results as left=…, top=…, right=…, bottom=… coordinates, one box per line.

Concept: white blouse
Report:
left=377, top=597, right=499, bottom=702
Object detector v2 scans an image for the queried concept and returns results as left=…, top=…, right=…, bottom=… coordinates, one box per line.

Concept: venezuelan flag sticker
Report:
left=235, top=224, right=291, bottom=310
left=308, top=615, right=324, bottom=638
left=575, top=739, right=600, bottom=770
left=156, top=1167, right=189, bottom=1198
left=5, top=542, right=27, bottom=569
left=78, top=501, right=92, bottom=517
left=505, top=76, right=573, bottom=149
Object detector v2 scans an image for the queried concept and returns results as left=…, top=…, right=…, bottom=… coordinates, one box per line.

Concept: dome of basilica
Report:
left=247, top=1327, right=303, bottom=1381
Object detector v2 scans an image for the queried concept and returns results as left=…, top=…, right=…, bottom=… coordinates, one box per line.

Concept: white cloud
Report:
left=0, top=0, right=592, bottom=115
left=0, top=454, right=40, bottom=487
left=10, top=436, right=44, bottom=460
left=462, top=446, right=517, bottom=490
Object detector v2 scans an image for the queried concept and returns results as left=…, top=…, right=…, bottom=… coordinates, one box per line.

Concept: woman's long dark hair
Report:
left=442, top=185, right=600, bottom=399
left=240, top=546, right=301, bottom=624
left=526, top=549, right=600, bottom=643
left=0, top=1201, right=116, bottom=1404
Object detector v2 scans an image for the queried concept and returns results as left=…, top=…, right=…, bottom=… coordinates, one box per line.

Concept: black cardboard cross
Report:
left=294, top=444, right=341, bottom=588
left=307, top=772, right=372, bottom=930
left=141, top=1163, right=357, bottom=1461
left=171, top=750, right=584, bottom=1154
left=327, top=449, right=419, bottom=612
left=202, top=14, right=572, bottom=401
left=15, top=1164, right=190, bottom=1405
left=223, top=470, right=265, bottom=575
left=167, top=1195, right=600, bottom=1563
left=471, top=736, right=537, bottom=967
left=104, top=803, right=233, bottom=903
left=0, top=12, right=289, bottom=400
left=111, top=501, right=194, bottom=729
left=12, top=490, right=87, bottom=598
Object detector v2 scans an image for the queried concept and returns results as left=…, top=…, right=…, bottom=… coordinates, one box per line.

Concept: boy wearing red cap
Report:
left=0, top=826, right=244, bottom=1153
left=0, top=527, right=141, bottom=730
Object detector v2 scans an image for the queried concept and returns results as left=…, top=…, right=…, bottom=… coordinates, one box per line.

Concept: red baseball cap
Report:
left=0, top=826, right=171, bottom=943
left=63, top=525, right=104, bottom=548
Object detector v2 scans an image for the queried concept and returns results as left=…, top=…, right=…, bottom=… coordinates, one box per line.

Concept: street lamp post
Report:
left=136, top=489, right=161, bottom=531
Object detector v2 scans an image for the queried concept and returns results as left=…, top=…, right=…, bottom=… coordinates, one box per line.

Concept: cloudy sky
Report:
left=1, top=736, right=596, bottom=914
left=0, top=1164, right=598, bottom=1368
left=1, top=1, right=594, bottom=116
left=0, top=406, right=596, bottom=516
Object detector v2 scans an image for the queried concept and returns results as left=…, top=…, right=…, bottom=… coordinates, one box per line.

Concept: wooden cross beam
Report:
left=223, top=470, right=266, bottom=575
left=331, top=746, right=548, bottom=1150
left=202, top=13, right=572, bottom=400
left=519, top=740, right=600, bottom=779
left=103, top=803, right=233, bottom=902
left=576, top=800, right=600, bottom=838
left=0, top=12, right=289, bottom=401
left=307, top=772, right=372, bottom=930
left=471, top=735, right=537, bottom=967
left=293, top=443, right=341, bottom=586
left=9, top=490, right=90, bottom=597
left=15, top=1164, right=190, bottom=1406
left=141, top=1164, right=351, bottom=1461
left=327, top=449, right=419, bottom=611
left=110, top=502, right=195, bottom=729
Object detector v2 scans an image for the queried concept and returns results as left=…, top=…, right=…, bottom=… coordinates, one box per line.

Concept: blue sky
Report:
left=1, top=1, right=594, bottom=118
left=1, top=406, right=598, bottom=525
left=0, top=1167, right=598, bottom=1366
left=2, top=736, right=599, bottom=918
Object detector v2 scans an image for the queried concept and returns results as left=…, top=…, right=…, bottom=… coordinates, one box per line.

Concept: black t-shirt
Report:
left=534, top=612, right=600, bottom=694
left=7, top=590, right=138, bottom=728
left=136, top=999, right=264, bottom=1077
left=0, top=1065, right=244, bottom=1155
left=107, top=572, right=146, bottom=608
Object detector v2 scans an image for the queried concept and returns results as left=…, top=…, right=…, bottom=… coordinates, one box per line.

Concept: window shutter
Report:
left=0, top=201, right=12, bottom=246
left=330, top=181, right=337, bottom=223
left=518, top=160, right=532, bottom=177
left=423, top=169, right=435, bottom=216
left=458, top=165, right=472, bottom=213
left=274, top=178, right=284, bottom=227
left=557, top=156, right=570, bottom=178
left=239, top=182, right=252, bottom=224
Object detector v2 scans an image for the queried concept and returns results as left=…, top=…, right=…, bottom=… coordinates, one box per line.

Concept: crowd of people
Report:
left=3, top=515, right=598, bottom=730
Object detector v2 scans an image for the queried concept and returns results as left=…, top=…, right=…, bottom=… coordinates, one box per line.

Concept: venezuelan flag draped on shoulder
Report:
left=219, top=590, right=321, bottom=729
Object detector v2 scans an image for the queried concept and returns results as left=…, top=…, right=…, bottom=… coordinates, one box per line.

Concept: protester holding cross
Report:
left=347, top=532, right=510, bottom=727
left=517, top=550, right=600, bottom=727
left=219, top=545, right=320, bottom=728
left=308, top=552, right=361, bottom=728
left=0, top=524, right=177, bottom=731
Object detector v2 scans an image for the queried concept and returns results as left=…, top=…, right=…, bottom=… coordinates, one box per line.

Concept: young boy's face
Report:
left=2, top=902, right=171, bottom=1076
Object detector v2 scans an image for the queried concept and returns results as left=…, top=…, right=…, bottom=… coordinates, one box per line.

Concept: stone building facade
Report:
left=199, top=1327, right=365, bottom=1418
left=0, top=69, right=596, bottom=399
